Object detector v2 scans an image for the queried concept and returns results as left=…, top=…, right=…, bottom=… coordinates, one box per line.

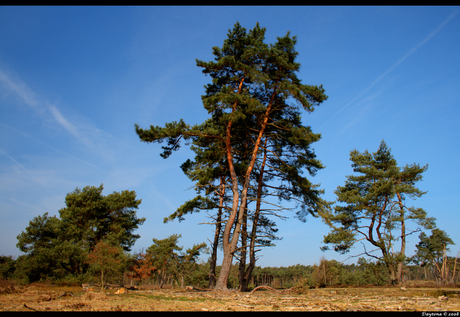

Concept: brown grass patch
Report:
left=83, top=291, right=107, bottom=301
left=0, top=280, right=16, bottom=295
left=1, top=283, right=460, bottom=311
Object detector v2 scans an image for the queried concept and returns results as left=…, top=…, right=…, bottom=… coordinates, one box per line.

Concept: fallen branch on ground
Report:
left=23, top=303, right=38, bottom=311
left=185, top=286, right=213, bottom=291
left=250, top=286, right=280, bottom=294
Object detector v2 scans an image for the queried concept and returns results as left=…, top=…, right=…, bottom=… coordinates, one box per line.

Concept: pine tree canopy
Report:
left=321, top=140, right=436, bottom=284
left=15, top=184, right=145, bottom=283
left=135, top=21, right=329, bottom=291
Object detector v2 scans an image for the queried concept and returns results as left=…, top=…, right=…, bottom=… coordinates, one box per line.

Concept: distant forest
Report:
left=2, top=246, right=459, bottom=290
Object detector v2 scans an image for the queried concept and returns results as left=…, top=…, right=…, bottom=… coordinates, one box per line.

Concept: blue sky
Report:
left=0, top=6, right=459, bottom=268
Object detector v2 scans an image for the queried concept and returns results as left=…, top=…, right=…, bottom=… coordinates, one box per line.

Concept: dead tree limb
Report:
left=185, top=286, right=213, bottom=291
left=23, top=303, right=38, bottom=311
left=250, top=285, right=280, bottom=294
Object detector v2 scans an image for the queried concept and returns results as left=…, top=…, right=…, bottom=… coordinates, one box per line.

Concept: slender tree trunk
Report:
left=452, top=251, right=460, bottom=284
left=214, top=79, right=245, bottom=291
left=441, top=245, right=448, bottom=284
left=209, top=175, right=225, bottom=289
left=208, top=233, right=218, bottom=288
left=215, top=173, right=247, bottom=290
left=214, top=80, right=278, bottom=291
left=241, top=139, right=268, bottom=292
left=387, top=263, right=397, bottom=285
left=238, top=201, right=248, bottom=291
left=238, top=132, right=252, bottom=291
left=214, top=138, right=240, bottom=290
left=396, top=193, right=406, bottom=285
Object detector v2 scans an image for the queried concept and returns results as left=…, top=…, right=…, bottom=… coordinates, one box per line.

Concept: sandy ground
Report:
left=1, top=283, right=460, bottom=311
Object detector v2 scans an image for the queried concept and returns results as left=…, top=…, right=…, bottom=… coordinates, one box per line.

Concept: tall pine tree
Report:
left=135, top=22, right=328, bottom=290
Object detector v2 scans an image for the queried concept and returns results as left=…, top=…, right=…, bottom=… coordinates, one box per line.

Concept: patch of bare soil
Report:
left=1, top=282, right=460, bottom=311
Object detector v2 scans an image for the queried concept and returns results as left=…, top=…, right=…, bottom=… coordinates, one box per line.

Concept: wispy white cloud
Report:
left=0, top=67, right=114, bottom=161
left=48, top=104, right=80, bottom=138
left=0, top=69, right=39, bottom=109
left=323, top=9, right=460, bottom=128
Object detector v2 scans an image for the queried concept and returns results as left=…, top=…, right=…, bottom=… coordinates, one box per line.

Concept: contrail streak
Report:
left=322, top=9, right=459, bottom=128
left=0, top=122, right=98, bottom=169
left=0, top=147, right=59, bottom=197
left=0, top=69, right=39, bottom=108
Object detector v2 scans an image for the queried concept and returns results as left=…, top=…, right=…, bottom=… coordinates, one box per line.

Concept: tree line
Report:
left=1, top=22, right=457, bottom=290
left=2, top=239, right=458, bottom=289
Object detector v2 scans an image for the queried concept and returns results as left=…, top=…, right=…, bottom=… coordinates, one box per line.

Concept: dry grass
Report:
left=1, top=282, right=460, bottom=311
left=0, top=280, right=16, bottom=295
